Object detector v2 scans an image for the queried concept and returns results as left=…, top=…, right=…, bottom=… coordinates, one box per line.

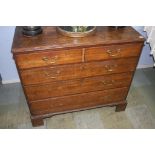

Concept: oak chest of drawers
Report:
left=12, top=26, right=145, bottom=126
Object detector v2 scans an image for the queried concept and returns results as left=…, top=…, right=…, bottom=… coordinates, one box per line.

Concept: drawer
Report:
left=25, top=72, right=133, bottom=101
left=30, top=87, right=128, bottom=115
left=15, top=48, right=83, bottom=69
left=20, top=57, right=138, bottom=85
left=85, top=43, right=143, bottom=61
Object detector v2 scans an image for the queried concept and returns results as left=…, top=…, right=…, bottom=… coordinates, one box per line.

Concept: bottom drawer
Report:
left=30, top=87, right=128, bottom=115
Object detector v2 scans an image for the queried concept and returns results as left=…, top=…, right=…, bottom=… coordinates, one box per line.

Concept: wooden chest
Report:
left=12, top=27, right=145, bottom=126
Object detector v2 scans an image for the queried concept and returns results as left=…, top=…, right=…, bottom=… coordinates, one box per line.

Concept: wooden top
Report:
left=12, top=26, right=145, bottom=54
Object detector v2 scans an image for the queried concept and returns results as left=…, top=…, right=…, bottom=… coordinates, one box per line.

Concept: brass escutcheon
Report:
left=106, top=49, right=121, bottom=57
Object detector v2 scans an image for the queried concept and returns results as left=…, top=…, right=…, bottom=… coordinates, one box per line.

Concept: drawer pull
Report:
left=45, top=72, right=56, bottom=79
left=105, top=64, right=117, bottom=72
left=50, top=56, right=58, bottom=64
left=101, top=80, right=115, bottom=85
left=44, top=69, right=60, bottom=79
left=42, top=57, right=49, bottom=61
left=42, top=56, right=58, bottom=64
left=80, top=66, right=86, bottom=70
left=106, top=49, right=121, bottom=57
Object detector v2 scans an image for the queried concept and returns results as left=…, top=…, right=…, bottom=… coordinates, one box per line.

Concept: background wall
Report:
left=0, top=26, right=154, bottom=84
left=134, top=26, right=154, bottom=68
left=0, top=26, right=19, bottom=84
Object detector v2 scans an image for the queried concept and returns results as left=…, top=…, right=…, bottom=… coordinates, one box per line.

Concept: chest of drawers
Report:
left=12, top=27, right=145, bottom=126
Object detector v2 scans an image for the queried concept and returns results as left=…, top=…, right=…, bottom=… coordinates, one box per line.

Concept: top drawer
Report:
left=15, top=48, right=83, bottom=69
left=85, top=43, right=142, bottom=61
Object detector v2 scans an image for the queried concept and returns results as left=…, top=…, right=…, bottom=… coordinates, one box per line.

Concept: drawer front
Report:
left=30, top=87, right=128, bottom=115
left=20, top=57, right=138, bottom=85
left=25, top=72, right=133, bottom=101
left=85, top=43, right=142, bottom=61
left=15, top=49, right=83, bottom=69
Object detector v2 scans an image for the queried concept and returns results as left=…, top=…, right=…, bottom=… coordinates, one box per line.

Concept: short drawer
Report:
left=15, top=48, right=83, bottom=69
left=20, top=57, right=138, bottom=85
left=30, top=87, right=128, bottom=115
left=25, top=72, right=133, bottom=101
left=85, top=43, right=143, bottom=61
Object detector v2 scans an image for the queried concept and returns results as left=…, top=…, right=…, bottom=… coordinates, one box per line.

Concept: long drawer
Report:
left=85, top=43, right=142, bottom=61
left=30, top=87, right=128, bottom=115
left=20, top=57, right=138, bottom=85
left=15, top=48, right=83, bottom=69
left=25, top=72, right=133, bottom=101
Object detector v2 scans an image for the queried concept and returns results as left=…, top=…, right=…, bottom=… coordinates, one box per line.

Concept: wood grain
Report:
left=12, top=27, right=145, bottom=54
left=20, top=57, right=138, bottom=85
left=15, top=49, right=82, bottom=69
left=25, top=72, right=133, bottom=101
left=85, top=43, right=143, bottom=61
left=30, top=87, right=128, bottom=115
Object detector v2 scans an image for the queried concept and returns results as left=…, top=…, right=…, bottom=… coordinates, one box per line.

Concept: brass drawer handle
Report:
left=50, top=56, right=58, bottom=64
left=101, top=80, right=115, bottom=85
left=42, top=57, right=49, bottom=61
left=45, top=72, right=56, bottom=79
left=44, top=69, right=60, bottom=79
left=105, top=64, right=117, bottom=72
left=80, top=66, right=86, bottom=70
left=42, top=56, right=58, bottom=64
left=106, top=49, right=121, bottom=57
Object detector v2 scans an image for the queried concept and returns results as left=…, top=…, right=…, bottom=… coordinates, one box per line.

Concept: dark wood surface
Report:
left=15, top=48, right=83, bottom=69
left=12, top=27, right=145, bottom=53
left=25, top=72, right=133, bottom=101
left=30, top=87, right=128, bottom=115
left=15, top=43, right=143, bottom=69
left=85, top=43, right=143, bottom=61
left=12, top=26, right=145, bottom=126
left=20, top=57, right=138, bottom=85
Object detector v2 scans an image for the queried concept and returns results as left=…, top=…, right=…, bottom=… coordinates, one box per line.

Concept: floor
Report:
left=0, top=68, right=155, bottom=129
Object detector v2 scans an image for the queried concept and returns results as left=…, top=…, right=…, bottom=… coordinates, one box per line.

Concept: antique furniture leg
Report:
left=115, top=100, right=127, bottom=112
left=31, top=116, right=44, bottom=127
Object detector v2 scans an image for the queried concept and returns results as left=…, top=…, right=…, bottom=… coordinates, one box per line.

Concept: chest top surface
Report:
left=12, top=26, right=145, bottom=54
